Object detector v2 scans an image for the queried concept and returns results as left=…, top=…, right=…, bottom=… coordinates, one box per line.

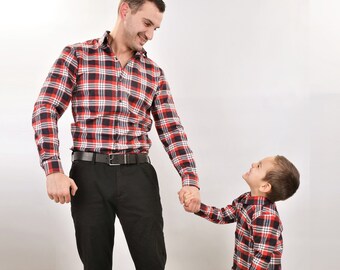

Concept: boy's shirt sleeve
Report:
left=249, top=210, right=283, bottom=270
left=195, top=196, right=241, bottom=224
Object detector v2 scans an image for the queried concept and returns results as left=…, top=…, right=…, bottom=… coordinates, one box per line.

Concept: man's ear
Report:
left=259, top=182, right=271, bottom=193
left=119, top=2, right=130, bottom=19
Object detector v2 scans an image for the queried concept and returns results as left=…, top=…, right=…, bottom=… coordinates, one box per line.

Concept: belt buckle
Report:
left=108, top=154, right=120, bottom=166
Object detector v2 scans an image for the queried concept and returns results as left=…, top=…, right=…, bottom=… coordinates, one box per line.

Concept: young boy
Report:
left=184, top=155, right=300, bottom=270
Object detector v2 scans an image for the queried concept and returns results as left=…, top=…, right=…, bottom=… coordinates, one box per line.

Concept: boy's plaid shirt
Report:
left=196, top=192, right=283, bottom=270
left=32, top=31, right=198, bottom=187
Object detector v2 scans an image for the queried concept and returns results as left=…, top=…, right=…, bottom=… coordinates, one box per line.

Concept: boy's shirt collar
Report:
left=241, top=192, right=273, bottom=206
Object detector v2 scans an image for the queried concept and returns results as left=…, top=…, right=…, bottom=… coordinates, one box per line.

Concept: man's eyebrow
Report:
left=144, top=18, right=154, bottom=25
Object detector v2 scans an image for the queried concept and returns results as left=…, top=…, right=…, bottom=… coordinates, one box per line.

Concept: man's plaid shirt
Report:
left=196, top=192, right=283, bottom=269
left=32, top=31, right=198, bottom=187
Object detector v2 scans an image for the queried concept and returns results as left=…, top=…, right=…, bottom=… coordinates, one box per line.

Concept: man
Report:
left=32, top=0, right=200, bottom=269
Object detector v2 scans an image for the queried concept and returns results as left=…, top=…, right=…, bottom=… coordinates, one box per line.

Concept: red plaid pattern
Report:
left=32, top=31, right=198, bottom=187
left=196, top=192, right=283, bottom=269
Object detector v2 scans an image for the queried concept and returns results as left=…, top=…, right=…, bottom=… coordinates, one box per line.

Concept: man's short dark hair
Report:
left=120, top=0, right=166, bottom=13
left=264, top=155, right=300, bottom=202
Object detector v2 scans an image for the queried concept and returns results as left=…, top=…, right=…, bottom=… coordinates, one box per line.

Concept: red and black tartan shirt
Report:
left=32, top=31, right=198, bottom=187
left=196, top=192, right=283, bottom=269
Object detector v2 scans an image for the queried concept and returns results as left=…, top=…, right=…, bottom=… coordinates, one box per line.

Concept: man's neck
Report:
left=109, top=28, right=134, bottom=60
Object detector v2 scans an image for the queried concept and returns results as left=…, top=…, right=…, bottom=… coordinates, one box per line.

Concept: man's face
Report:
left=242, top=156, right=275, bottom=195
left=122, top=1, right=163, bottom=51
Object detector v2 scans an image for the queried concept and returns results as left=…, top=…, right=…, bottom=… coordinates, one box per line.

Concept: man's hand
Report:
left=46, top=173, right=78, bottom=204
left=178, top=186, right=201, bottom=213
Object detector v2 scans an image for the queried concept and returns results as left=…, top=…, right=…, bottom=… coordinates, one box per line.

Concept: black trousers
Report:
left=70, top=160, right=166, bottom=270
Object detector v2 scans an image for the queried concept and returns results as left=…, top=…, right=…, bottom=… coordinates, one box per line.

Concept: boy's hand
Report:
left=178, top=186, right=201, bottom=213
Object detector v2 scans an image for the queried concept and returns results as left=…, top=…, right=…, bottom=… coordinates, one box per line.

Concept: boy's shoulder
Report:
left=252, top=203, right=282, bottom=230
left=253, top=204, right=279, bottom=217
left=236, top=193, right=281, bottom=219
left=234, top=192, right=251, bottom=203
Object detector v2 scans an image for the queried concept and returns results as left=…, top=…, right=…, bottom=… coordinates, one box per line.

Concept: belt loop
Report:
left=92, top=152, right=96, bottom=164
left=136, top=154, right=139, bottom=164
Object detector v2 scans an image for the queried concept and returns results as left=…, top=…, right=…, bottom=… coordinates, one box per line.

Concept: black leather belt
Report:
left=72, top=152, right=150, bottom=165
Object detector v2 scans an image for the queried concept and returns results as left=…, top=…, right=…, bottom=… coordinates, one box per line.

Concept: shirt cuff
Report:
left=42, top=158, right=64, bottom=176
left=181, top=174, right=200, bottom=189
left=194, top=203, right=208, bottom=216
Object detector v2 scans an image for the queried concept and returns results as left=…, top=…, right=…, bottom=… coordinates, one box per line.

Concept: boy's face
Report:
left=242, top=156, right=275, bottom=196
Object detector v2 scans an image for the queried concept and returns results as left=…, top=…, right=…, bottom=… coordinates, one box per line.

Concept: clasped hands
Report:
left=178, top=186, right=201, bottom=213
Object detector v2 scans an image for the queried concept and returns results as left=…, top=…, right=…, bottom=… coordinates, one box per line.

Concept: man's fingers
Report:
left=64, top=194, right=71, bottom=203
left=178, top=190, right=185, bottom=204
left=184, top=195, right=194, bottom=206
left=59, top=196, right=66, bottom=204
left=70, top=179, right=78, bottom=196
left=180, top=192, right=186, bottom=204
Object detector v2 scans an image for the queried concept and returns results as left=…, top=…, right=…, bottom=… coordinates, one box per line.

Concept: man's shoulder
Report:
left=67, top=37, right=101, bottom=51
left=59, top=36, right=106, bottom=61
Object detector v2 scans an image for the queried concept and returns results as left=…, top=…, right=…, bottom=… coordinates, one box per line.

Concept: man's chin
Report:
left=134, top=45, right=144, bottom=52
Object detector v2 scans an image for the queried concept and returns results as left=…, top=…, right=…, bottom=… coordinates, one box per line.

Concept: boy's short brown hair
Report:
left=263, top=155, right=300, bottom=202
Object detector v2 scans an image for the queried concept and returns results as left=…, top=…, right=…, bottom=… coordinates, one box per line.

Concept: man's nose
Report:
left=145, top=29, right=154, bottom=41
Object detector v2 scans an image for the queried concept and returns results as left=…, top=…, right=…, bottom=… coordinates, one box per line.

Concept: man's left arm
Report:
left=151, top=69, right=200, bottom=211
left=250, top=211, right=283, bottom=270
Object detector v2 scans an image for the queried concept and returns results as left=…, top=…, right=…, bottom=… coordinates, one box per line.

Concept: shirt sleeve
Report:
left=195, top=199, right=238, bottom=224
left=151, top=69, right=199, bottom=188
left=32, top=46, right=78, bottom=175
left=249, top=211, right=283, bottom=270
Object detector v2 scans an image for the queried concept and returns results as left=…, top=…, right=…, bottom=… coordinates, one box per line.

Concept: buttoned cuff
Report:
left=182, top=175, right=200, bottom=189
left=42, top=158, right=64, bottom=176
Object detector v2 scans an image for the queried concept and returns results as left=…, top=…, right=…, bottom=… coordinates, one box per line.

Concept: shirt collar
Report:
left=242, top=192, right=273, bottom=206
left=99, top=31, right=147, bottom=58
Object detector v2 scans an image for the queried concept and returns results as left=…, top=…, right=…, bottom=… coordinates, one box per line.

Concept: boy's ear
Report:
left=259, top=182, right=271, bottom=193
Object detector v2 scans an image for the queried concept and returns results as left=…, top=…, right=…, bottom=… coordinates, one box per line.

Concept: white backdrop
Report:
left=0, top=0, right=339, bottom=269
